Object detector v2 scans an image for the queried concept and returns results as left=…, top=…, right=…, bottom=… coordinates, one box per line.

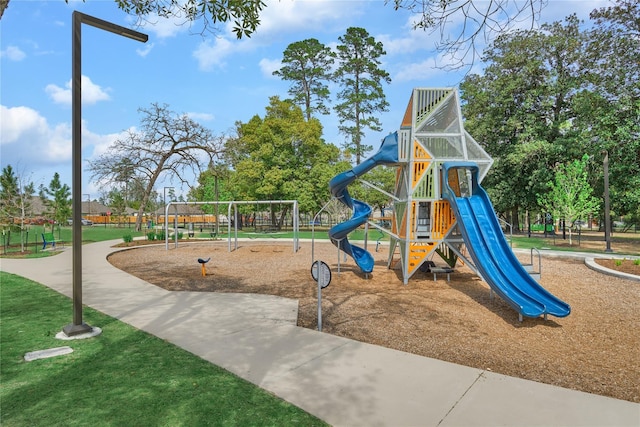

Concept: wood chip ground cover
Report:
left=108, top=241, right=640, bottom=403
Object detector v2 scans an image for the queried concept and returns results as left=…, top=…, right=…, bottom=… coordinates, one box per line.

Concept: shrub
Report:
left=123, top=233, right=133, bottom=243
left=634, top=259, right=640, bottom=266
left=147, top=231, right=156, bottom=241
left=177, top=231, right=184, bottom=240
left=615, top=259, right=623, bottom=267
left=156, top=230, right=166, bottom=241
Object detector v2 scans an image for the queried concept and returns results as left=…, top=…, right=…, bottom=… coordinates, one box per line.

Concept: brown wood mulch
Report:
left=108, top=240, right=640, bottom=403
left=594, top=258, right=640, bottom=276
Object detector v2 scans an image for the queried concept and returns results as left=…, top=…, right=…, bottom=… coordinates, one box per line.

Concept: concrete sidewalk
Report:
left=1, top=240, right=638, bottom=426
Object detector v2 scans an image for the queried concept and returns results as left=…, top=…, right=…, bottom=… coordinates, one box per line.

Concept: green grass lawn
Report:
left=0, top=272, right=327, bottom=427
left=509, top=232, right=640, bottom=256
left=5, top=222, right=637, bottom=258
left=1, top=225, right=146, bottom=257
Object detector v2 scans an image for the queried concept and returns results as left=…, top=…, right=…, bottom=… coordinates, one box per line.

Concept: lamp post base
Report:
left=62, top=322, right=94, bottom=337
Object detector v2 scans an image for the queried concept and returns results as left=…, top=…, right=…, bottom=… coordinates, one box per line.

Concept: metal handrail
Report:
left=530, top=247, right=542, bottom=276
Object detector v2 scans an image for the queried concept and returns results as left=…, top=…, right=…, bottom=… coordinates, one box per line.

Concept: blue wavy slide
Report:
left=329, top=132, right=399, bottom=273
left=442, top=162, right=570, bottom=319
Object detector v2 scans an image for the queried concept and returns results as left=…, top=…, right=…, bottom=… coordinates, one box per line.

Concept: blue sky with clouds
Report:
left=1, top=0, right=608, bottom=199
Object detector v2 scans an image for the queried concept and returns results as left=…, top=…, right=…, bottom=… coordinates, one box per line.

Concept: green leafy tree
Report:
left=189, top=163, right=235, bottom=234
left=225, top=96, right=348, bottom=224
left=538, top=155, right=599, bottom=245
left=189, top=163, right=234, bottom=204
left=460, top=15, right=587, bottom=229
left=575, top=0, right=640, bottom=221
left=0, top=165, right=35, bottom=251
left=113, top=158, right=136, bottom=208
left=39, top=172, right=71, bottom=233
left=273, top=39, right=335, bottom=121
left=334, top=27, right=391, bottom=165
left=462, top=3, right=639, bottom=232
left=113, top=0, right=266, bottom=39
left=166, top=188, right=177, bottom=204
left=88, top=103, right=224, bottom=231
left=0, top=165, right=19, bottom=229
left=107, top=189, right=127, bottom=227
left=350, top=165, right=396, bottom=215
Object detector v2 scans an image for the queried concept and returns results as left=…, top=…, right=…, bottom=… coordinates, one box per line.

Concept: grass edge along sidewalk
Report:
left=0, top=272, right=327, bottom=427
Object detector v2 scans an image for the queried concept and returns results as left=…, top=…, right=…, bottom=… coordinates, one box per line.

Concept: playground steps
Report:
left=522, top=263, right=541, bottom=281
left=522, top=264, right=542, bottom=282
left=522, top=249, right=542, bottom=281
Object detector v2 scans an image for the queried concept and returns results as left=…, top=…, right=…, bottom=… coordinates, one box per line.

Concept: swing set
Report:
left=163, top=200, right=300, bottom=253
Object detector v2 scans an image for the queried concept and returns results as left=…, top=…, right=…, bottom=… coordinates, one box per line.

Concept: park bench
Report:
left=42, top=232, right=60, bottom=250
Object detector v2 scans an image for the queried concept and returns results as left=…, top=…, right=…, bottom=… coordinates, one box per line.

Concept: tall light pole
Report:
left=64, top=11, right=148, bottom=337
left=603, top=151, right=613, bottom=253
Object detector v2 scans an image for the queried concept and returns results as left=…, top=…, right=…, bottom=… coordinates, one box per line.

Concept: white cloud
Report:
left=193, top=0, right=364, bottom=72
left=256, top=0, right=356, bottom=36
left=1, top=46, right=26, bottom=61
left=136, top=42, right=154, bottom=58
left=186, top=112, right=215, bottom=121
left=146, top=14, right=190, bottom=39
left=192, top=37, right=237, bottom=71
left=394, top=59, right=441, bottom=83
left=0, top=105, right=71, bottom=165
left=124, top=6, right=190, bottom=39
left=259, top=58, right=281, bottom=78
left=45, top=75, right=111, bottom=106
left=0, top=105, right=123, bottom=192
left=0, top=106, right=47, bottom=144
left=0, top=104, right=134, bottom=181
left=537, top=1, right=609, bottom=27
left=84, top=126, right=131, bottom=159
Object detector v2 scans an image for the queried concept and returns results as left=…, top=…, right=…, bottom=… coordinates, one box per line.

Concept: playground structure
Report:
left=164, top=200, right=300, bottom=253
left=329, top=87, right=570, bottom=320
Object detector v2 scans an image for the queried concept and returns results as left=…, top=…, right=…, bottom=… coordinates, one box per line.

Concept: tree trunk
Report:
left=510, top=207, right=520, bottom=232
left=279, top=205, right=289, bottom=230
left=136, top=166, right=165, bottom=232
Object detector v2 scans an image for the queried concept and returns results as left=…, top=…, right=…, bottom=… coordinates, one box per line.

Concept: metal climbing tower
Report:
left=388, top=88, right=493, bottom=284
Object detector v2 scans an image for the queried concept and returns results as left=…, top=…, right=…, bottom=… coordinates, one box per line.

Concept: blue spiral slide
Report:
left=441, top=162, right=570, bottom=319
left=329, top=132, right=399, bottom=273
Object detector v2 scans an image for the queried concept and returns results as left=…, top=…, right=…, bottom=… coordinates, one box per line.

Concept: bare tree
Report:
left=88, top=103, right=224, bottom=231
left=388, top=0, right=546, bottom=69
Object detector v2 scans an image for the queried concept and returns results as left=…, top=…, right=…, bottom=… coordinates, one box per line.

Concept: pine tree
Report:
left=334, top=27, right=391, bottom=164
left=273, top=38, right=335, bottom=121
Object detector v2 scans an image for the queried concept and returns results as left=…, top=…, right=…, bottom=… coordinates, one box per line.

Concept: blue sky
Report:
left=1, top=0, right=608, bottom=200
